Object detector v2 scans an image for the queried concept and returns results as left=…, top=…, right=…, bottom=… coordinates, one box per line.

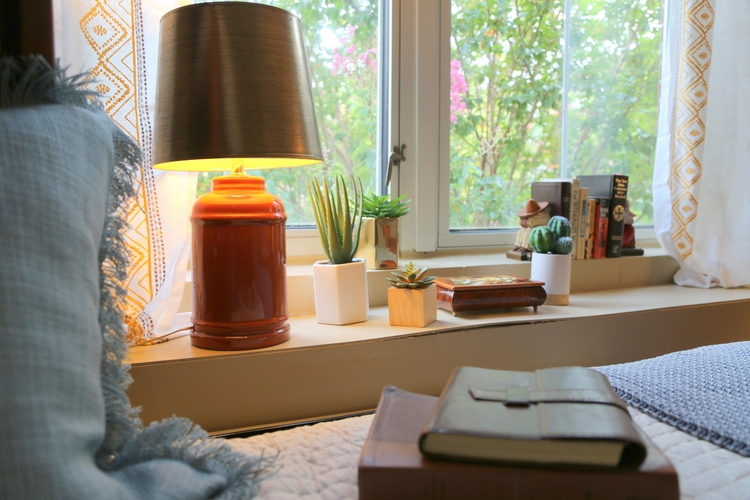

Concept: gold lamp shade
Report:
left=153, top=2, right=323, bottom=351
left=153, top=1, right=323, bottom=171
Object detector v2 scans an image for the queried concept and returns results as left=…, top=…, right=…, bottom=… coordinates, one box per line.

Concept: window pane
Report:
left=448, top=0, right=660, bottom=230
left=450, top=0, right=564, bottom=229
left=564, top=0, right=661, bottom=225
left=196, top=0, right=381, bottom=226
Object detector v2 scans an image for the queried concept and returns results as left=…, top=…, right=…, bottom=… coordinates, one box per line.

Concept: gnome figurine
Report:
left=506, top=199, right=550, bottom=261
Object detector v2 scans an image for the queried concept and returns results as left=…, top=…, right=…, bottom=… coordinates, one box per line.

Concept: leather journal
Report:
left=419, top=366, right=647, bottom=468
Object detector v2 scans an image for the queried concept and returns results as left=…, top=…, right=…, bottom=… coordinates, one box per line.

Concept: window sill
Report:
left=178, top=241, right=680, bottom=316
left=131, top=279, right=750, bottom=435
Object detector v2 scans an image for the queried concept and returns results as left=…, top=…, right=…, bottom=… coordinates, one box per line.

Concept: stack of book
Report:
left=531, top=174, right=641, bottom=259
left=358, top=366, right=679, bottom=500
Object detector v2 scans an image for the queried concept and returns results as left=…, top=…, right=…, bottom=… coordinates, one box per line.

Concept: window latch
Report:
left=386, top=144, right=406, bottom=187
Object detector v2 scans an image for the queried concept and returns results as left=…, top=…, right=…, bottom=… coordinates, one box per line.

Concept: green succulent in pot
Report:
left=307, top=174, right=364, bottom=265
left=529, top=216, right=574, bottom=255
left=386, top=262, right=437, bottom=289
left=362, top=193, right=411, bottom=219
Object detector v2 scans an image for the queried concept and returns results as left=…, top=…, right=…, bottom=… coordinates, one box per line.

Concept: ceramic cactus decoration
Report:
left=529, top=216, right=573, bottom=255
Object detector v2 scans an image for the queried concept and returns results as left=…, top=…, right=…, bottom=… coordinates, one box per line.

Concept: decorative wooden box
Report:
left=435, top=276, right=547, bottom=315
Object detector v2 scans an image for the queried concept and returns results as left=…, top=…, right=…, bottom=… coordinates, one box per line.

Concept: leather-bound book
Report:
left=420, top=366, right=645, bottom=467
left=358, top=385, right=678, bottom=500
left=531, top=179, right=572, bottom=219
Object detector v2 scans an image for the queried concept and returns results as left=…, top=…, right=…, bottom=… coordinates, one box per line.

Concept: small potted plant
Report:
left=307, top=174, right=368, bottom=325
left=386, top=262, right=438, bottom=327
left=355, top=193, right=410, bottom=269
left=529, top=216, right=574, bottom=306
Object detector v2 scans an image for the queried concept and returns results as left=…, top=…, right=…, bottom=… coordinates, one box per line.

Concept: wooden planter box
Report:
left=387, top=284, right=437, bottom=327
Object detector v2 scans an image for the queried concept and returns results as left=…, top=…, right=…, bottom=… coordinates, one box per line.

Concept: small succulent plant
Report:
left=362, top=193, right=411, bottom=219
left=529, top=216, right=574, bottom=255
left=307, top=174, right=364, bottom=265
left=386, top=262, right=437, bottom=289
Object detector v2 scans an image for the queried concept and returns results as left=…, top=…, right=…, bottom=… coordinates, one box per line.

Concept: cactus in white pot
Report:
left=529, top=216, right=573, bottom=306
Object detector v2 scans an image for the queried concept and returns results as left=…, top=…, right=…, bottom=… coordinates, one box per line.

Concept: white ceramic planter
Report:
left=312, top=259, right=369, bottom=325
left=530, top=252, right=572, bottom=306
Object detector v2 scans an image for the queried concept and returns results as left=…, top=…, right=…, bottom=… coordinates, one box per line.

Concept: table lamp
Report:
left=153, top=2, right=323, bottom=350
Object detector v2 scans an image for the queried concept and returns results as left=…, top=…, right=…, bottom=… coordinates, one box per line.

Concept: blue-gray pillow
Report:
left=0, top=56, right=267, bottom=499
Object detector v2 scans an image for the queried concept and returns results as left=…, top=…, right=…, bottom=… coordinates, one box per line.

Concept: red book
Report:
left=593, top=198, right=610, bottom=259
left=358, top=386, right=679, bottom=500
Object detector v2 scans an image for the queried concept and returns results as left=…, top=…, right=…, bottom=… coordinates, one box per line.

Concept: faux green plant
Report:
left=362, top=193, right=411, bottom=219
left=307, top=174, right=364, bottom=265
left=529, top=216, right=574, bottom=255
left=386, top=262, right=437, bottom=289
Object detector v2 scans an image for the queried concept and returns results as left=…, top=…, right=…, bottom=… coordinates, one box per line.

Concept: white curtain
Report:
left=654, top=0, right=750, bottom=288
left=56, top=0, right=195, bottom=341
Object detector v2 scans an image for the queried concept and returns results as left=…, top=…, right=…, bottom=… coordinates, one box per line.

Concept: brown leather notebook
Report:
left=358, top=386, right=679, bottom=500
left=419, top=366, right=646, bottom=468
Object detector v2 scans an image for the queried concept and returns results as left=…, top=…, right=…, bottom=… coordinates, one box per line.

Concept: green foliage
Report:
left=362, top=193, right=410, bottom=219
left=529, top=217, right=573, bottom=255
left=449, top=0, right=661, bottom=228
left=307, top=174, right=364, bottom=264
left=386, top=262, right=437, bottom=289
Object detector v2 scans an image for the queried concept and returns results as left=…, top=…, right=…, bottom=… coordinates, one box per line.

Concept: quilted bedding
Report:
left=230, top=407, right=750, bottom=499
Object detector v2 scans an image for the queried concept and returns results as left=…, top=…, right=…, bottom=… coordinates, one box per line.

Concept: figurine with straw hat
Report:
left=506, top=199, right=551, bottom=261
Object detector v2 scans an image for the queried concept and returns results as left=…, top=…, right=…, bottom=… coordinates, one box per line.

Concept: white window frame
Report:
left=393, top=0, right=522, bottom=253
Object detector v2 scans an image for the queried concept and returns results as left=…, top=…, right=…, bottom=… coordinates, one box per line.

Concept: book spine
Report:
left=585, top=198, right=596, bottom=259
left=570, top=180, right=581, bottom=259
left=594, top=198, right=609, bottom=260
left=606, top=175, right=629, bottom=258
left=576, top=187, right=589, bottom=260
left=560, top=182, right=571, bottom=219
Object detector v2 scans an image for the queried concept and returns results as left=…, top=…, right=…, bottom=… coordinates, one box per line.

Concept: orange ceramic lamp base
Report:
left=190, top=173, right=290, bottom=350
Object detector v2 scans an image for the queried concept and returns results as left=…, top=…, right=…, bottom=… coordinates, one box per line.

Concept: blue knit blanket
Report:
left=595, top=341, right=750, bottom=457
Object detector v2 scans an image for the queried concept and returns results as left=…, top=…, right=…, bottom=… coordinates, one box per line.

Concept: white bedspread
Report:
left=230, top=409, right=750, bottom=500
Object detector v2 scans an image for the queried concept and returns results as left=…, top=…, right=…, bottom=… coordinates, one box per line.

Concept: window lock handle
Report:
left=386, top=144, right=406, bottom=187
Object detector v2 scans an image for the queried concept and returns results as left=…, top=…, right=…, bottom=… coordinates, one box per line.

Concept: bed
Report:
left=230, top=341, right=750, bottom=500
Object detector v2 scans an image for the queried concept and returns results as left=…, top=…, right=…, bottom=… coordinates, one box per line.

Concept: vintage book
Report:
left=576, top=187, right=589, bottom=260
left=435, top=276, right=547, bottom=315
left=593, top=198, right=610, bottom=259
left=578, top=175, right=629, bottom=258
left=569, top=179, right=581, bottom=259
left=419, top=366, right=646, bottom=467
left=358, top=385, right=679, bottom=500
left=585, top=197, right=597, bottom=259
left=531, top=179, right=572, bottom=219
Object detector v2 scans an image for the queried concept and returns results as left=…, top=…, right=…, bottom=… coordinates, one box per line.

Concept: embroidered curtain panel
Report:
left=56, top=0, right=192, bottom=341
left=654, top=0, right=750, bottom=288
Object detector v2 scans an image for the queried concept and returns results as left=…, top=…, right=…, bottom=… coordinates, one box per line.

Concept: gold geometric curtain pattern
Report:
left=669, top=0, right=714, bottom=261
left=79, top=0, right=166, bottom=341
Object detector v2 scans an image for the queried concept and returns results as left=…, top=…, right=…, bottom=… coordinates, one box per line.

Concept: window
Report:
left=197, top=0, right=385, bottom=227
left=394, top=0, right=662, bottom=252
